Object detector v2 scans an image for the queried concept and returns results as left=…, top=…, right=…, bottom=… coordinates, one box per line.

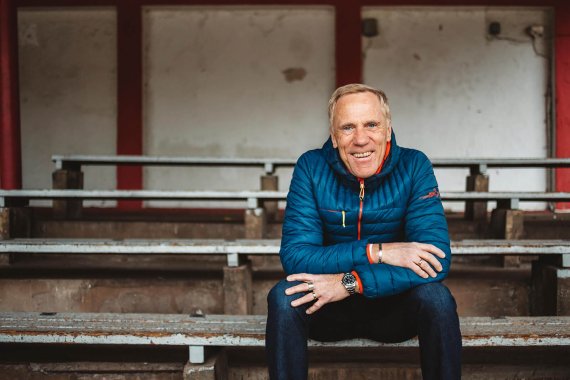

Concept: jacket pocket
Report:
left=319, top=209, right=347, bottom=228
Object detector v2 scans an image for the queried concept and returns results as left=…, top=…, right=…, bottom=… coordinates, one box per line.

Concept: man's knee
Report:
left=267, top=279, right=305, bottom=315
left=409, top=282, right=457, bottom=320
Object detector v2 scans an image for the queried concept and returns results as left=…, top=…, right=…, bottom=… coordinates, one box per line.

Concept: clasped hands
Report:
left=285, top=242, right=446, bottom=315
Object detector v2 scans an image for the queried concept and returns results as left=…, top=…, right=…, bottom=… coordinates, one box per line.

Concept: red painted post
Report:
left=335, top=1, right=362, bottom=87
left=555, top=5, right=570, bottom=209
left=0, top=0, right=22, bottom=189
left=117, top=0, right=143, bottom=208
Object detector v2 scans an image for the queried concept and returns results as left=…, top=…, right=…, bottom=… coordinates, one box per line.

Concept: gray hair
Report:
left=328, top=83, right=391, bottom=129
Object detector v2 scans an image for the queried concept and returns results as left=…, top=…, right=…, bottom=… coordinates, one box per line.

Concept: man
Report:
left=265, top=84, right=461, bottom=379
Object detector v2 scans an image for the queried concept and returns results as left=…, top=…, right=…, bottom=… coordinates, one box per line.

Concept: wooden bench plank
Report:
left=52, top=155, right=570, bottom=172
left=52, top=155, right=297, bottom=174
left=1, top=239, right=569, bottom=269
left=2, top=190, right=570, bottom=208
left=1, top=238, right=569, bottom=255
left=1, top=312, right=569, bottom=350
left=431, top=158, right=570, bottom=175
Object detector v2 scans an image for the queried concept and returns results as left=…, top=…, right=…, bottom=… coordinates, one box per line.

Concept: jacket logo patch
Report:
left=420, top=188, right=440, bottom=200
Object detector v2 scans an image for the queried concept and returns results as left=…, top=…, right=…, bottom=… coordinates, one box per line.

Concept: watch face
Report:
left=342, top=273, right=356, bottom=286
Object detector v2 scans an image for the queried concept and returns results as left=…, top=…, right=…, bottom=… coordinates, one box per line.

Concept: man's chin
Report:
left=351, top=167, right=376, bottom=179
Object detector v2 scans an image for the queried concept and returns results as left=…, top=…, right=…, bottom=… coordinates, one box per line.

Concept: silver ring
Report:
left=417, top=259, right=424, bottom=266
left=307, top=282, right=314, bottom=292
left=312, top=291, right=318, bottom=300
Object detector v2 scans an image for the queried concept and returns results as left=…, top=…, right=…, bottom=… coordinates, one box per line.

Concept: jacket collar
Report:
left=322, top=130, right=400, bottom=191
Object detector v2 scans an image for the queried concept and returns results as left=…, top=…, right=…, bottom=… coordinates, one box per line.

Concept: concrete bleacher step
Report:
left=1, top=312, right=569, bottom=379
left=2, top=345, right=570, bottom=379
left=1, top=238, right=569, bottom=316
left=1, top=312, right=569, bottom=355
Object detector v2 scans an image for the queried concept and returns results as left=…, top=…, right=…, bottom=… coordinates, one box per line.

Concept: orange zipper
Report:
left=358, top=179, right=364, bottom=240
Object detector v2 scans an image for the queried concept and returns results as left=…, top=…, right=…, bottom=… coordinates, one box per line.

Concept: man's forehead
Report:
left=334, top=93, right=385, bottom=121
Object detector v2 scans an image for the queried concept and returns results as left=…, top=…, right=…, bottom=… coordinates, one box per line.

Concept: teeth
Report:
left=352, top=151, right=372, bottom=158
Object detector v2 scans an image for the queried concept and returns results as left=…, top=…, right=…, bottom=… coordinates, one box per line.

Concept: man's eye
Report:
left=342, top=126, right=354, bottom=132
left=366, top=123, right=378, bottom=129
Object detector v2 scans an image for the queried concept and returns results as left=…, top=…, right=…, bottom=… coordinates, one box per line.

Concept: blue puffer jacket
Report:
left=280, top=132, right=450, bottom=298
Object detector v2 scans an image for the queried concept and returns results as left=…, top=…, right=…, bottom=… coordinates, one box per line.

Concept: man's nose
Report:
left=353, top=126, right=369, bottom=145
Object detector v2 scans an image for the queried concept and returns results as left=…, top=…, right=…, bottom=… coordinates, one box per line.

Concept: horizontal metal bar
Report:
left=0, top=239, right=282, bottom=254
left=1, top=239, right=569, bottom=256
left=0, top=190, right=288, bottom=201
left=432, top=158, right=570, bottom=168
left=1, top=190, right=569, bottom=202
left=51, top=155, right=570, bottom=170
left=51, top=155, right=297, bottom=168
left=0, top=313, right=569, bottom=348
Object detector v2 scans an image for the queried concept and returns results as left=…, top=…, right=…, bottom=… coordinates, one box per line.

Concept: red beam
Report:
left=555, top=5, right=570, bottom=209
left=14, top=0, right=570, bottom=5
left=362, top=0, right=561, bottom=5
left=16, top=0, right=115, bottom=5
left=0, top=0, right=22, bottom=189
left=117, top=0, right=143, bottom=208
left=335, top=1, right=362, bottom=86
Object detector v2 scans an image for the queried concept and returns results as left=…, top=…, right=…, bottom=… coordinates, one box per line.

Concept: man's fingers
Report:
left=418, top=259, right=437, bottom=277
left=285, top=282, right=313, bottom=296
left=410, top=262, right=429, bottom=279
left=286, top=273, right=312, bottom=282
left=306, top=301, right=323, bottom=315
left=422, top=243, right=446, bottom=258
left=290, top=292, right=316, bottom=308
left=420, top=253, right=443, bottom=272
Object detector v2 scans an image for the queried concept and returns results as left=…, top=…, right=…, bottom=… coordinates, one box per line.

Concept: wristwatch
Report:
left=341, top=272, right=357, bottom=295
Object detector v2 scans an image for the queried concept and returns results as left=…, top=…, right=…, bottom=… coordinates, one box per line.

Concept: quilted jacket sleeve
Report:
left=280, top=153, right=371, bottom=275
left=353, top=151, right=451, bottom=298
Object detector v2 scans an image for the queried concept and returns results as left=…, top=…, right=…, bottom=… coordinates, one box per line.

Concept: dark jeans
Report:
left=265, top=279, right=462, bottom=380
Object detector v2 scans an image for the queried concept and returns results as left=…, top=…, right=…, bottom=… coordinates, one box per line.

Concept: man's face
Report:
left=331, top=92, right=392, bottom=179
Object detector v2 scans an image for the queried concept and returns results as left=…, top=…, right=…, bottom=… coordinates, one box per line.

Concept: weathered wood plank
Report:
left=51, top=155, right=570, bottom=172
left=2, top=190, right=570, bottom=206
left=0, top=313, right=569, bottom=348
left=52, top=155, right=297, bottom=174
left=1, top=239, right=569, bottom=256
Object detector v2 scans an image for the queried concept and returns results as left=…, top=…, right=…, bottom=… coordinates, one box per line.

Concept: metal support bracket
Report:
left=498, top=198, right=520, bottom=210
left=470, top=164, right=488, bottom=175
left=562, top=254, right=570, bottom=269
left=264, top=162, right=275, bottom=175
left=227, top=252, right=239, bottom=267
left=189, top=345, right=205, bottom=364
left=247, top=197, right=259, bottom=210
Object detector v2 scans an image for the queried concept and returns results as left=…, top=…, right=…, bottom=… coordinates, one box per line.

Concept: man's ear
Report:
left=330, top=130, right=338, bottom=148
left=386, top=123, right=392, bottom=142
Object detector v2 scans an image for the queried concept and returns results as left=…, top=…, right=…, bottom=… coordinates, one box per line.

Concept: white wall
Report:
left=17, top=6, right=554, bottom=211
left=362, top=7, right=552, bottom=210
left=18, top=8, right=117, bottom=206
left=142, top=6, right=334, bottom=207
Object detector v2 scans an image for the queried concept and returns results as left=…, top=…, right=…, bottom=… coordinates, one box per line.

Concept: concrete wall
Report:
left=142, top=6, right=334, bottom=207
left=18, top=8, right=117, bottom=206
left=16, top=6, right=554, bottom=211
left=362, top=7, right=553, bottom=210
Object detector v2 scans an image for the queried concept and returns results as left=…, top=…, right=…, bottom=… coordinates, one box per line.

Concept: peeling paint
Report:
left=282, top=67, right=307, bottom=83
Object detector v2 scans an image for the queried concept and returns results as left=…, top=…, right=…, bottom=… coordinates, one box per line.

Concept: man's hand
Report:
left=381, top=242, right=446, bottom=278
left=284, top=273, right=350, bottom=315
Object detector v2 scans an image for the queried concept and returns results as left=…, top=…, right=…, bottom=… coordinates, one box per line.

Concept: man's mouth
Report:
left=351, top=151, right=373, bottom=159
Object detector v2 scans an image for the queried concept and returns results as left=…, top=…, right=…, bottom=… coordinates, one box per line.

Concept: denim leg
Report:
left=404, top=282, right=462, bottom=380
left=265, top=279, right=311, bottom=380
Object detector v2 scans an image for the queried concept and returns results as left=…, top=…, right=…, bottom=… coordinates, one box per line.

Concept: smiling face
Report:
left=330, top=91, right=392, bottom=179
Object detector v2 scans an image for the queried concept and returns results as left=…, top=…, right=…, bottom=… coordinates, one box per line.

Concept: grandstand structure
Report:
left=1, top=0, right=570, bottom=379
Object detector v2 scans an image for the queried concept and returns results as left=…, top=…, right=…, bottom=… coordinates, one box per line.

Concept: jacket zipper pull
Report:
left=341, top=211, right=346, bottom=228
left=359, top=179, right=365, bottom=201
